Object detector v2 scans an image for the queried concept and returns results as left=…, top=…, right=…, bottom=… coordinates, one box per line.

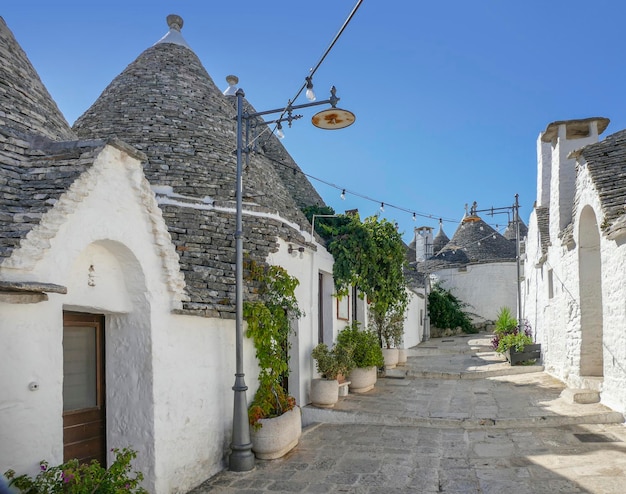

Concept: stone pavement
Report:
left=189, top=334, right=626, bottom=493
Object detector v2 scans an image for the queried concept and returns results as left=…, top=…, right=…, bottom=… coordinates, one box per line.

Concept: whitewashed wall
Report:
left=403, top=288, right=425, bottom=348
left=0, top=145, right=257, bottom=494
left=523, top=122, right=626, bottom=416
left=432, top=262, right=517, bottom=322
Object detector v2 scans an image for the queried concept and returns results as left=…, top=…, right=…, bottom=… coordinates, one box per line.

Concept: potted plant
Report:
left=370, top=303, right=406, bottom=369
left=323, top=215, right=410, bottom=370
left=492, top=308, right=540, bottom=365
left=311, top=342, right=353, bottom=408
left=337, top=322, right=384, bottom=393
left=244, top=261, right=303, bottom=459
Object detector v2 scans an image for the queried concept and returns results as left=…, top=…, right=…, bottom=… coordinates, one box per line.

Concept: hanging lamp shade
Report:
left=311, top=107, right=355, bottom=129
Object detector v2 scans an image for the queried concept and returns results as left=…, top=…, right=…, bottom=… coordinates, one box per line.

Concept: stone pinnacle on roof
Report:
left=223, top=75, right=239, bottom=96
left=154, top=14, right=191, bottom=49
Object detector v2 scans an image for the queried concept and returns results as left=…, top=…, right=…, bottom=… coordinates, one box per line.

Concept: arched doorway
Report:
left=578, top=206, right=603, bottom=377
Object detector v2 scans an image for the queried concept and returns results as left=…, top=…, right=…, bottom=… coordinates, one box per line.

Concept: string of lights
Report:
left=257, top=151, right=516, bottom=231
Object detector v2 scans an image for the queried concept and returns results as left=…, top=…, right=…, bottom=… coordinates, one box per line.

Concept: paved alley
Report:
left=189, top=334, right=626, bottom=493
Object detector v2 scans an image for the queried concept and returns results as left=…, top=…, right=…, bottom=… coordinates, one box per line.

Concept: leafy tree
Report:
left=326, top=214, right=409, bottom=347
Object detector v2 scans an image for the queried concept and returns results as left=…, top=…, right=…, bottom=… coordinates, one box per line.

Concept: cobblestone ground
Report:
left=189, top=421, right=626, bottom=493
left=187, top=335, right=626, bottom=493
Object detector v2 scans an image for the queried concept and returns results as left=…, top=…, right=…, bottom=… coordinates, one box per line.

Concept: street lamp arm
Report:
left=246, top=87, right=340, bottom=120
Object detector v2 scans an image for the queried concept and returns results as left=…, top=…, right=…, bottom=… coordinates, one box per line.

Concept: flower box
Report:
left=506, top=343, right=541, bottom=365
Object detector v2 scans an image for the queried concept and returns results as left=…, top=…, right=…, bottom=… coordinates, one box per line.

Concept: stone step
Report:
left=561, top=388, right=601, bottom=404
left=301, top=405, right=624, bottom=430
left=407, top=365, right=545, bottom=380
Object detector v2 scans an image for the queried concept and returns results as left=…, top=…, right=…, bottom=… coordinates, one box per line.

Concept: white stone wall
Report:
left=523, top=125, right=626, bottom=415
left=0, top=145, right=257, bottom=494
left=432, top=262, right=517, bottom=322
left=404, top=288, right=425, bottom=348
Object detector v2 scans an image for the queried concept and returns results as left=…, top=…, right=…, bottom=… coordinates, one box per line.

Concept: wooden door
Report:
left=63, top=312, right=106, bottom=465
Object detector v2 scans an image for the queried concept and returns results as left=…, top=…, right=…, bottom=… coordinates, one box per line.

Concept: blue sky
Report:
left=4, top=1, right=626, bottom=243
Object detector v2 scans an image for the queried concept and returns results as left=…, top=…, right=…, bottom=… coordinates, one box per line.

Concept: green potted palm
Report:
left=337, top=322, right=384, bottom=393
left=311, top=342, right=353, bottom=408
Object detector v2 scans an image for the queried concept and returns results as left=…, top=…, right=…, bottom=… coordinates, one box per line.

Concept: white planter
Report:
left=310, top=378, right=339, bottom=408
left=397, top=348, right=407, bottom=364
left=382, top=348, right=399, bottom=369
left=348, top=366, right=377, bottom=393
left=250, top=406, right=302, bottom=460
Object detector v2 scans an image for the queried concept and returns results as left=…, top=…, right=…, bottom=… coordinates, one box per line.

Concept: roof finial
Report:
left=167, top=14, right=183, bottom=32
left=223, top=75, right=239, bottom=96
left=155, top=14, right=191, bottom=48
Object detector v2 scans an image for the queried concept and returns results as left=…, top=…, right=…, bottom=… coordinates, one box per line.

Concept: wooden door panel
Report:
left=63, top=416, right=105, bottom=444
left=63, top=312, right=106, bottom=465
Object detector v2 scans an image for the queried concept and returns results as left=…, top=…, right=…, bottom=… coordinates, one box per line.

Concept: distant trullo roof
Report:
left=432, top=219, right=449, bottom=255
left=420, top=204, right=516, bottom=272
left=72, top=15, right=327, bottom=317
left=503, top=218, right=528, bottom=241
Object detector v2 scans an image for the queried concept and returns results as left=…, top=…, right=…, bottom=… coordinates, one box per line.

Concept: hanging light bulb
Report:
left=305, top=76, right=316, bottom=101
left=276, top=122, right=284, bottom=139
left=477, top=241, right=481, bottom=246
left=380, top=202, right=385, bottom=212
left=341, top=189, right=346, bottom=200
left=412, top=212, right=416, bottom=221
left=492, top=234, right=496, bottom=239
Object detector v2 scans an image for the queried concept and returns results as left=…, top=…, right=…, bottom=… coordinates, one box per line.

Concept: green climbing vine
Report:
left=243, top=260, right=303, bottom=428
left=303, top=207, right=409, bottom=348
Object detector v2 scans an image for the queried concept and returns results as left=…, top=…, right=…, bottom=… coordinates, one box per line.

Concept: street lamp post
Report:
left=228, top=85, right=354, bottom=472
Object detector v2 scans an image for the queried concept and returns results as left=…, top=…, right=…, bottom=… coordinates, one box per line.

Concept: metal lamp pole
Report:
left=228, top=87, right=354, bottom=472
left=229, top=88, right=255, bottom=472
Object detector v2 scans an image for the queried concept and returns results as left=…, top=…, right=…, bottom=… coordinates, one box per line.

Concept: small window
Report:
left=548, top=269, right=554, bottom=299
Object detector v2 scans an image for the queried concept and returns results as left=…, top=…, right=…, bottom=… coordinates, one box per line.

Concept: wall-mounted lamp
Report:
left=288, top=244, right=305, bottom=255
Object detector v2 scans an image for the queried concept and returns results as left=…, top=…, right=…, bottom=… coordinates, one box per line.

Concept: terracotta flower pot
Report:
left=250, top=406, right=302, bottom=460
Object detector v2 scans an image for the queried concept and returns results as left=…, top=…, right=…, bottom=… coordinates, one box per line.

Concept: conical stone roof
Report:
left=503, top=218, right=528, bottom=241
left=73, top=15, right=321, bottom=222
left=72, top=15, right=326, bottom=317
left=441, top=213, right=516, bottom=263
left=432, top=220, right=449, bottom=255
left=0, top=17, right=75, bottom=142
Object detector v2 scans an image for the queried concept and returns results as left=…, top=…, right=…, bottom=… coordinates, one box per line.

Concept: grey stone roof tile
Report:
left=579, top=129, right=626, bottom=233
left=70, top=17, right=321, bottom=315
left=0, top=137, right=105, bottom=259
left=0, top=17, right=75, bottom=142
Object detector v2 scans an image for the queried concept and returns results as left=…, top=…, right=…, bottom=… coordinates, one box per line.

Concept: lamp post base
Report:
left=228, top=445, right=255, bottom=472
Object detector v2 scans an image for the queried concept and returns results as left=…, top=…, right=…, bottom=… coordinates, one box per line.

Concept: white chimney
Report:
left=538, top=117, right=608, bottom=237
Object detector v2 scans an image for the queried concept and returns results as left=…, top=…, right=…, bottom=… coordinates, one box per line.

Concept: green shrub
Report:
left=4, top=447, right=147, bottom=493
left=496, top=332, right=533, bottom=353
left=428, top=282, right=475, bottom=334
left=311, top=343, right=354, bottom=379
left=336, top=322, right=384, bottom=368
